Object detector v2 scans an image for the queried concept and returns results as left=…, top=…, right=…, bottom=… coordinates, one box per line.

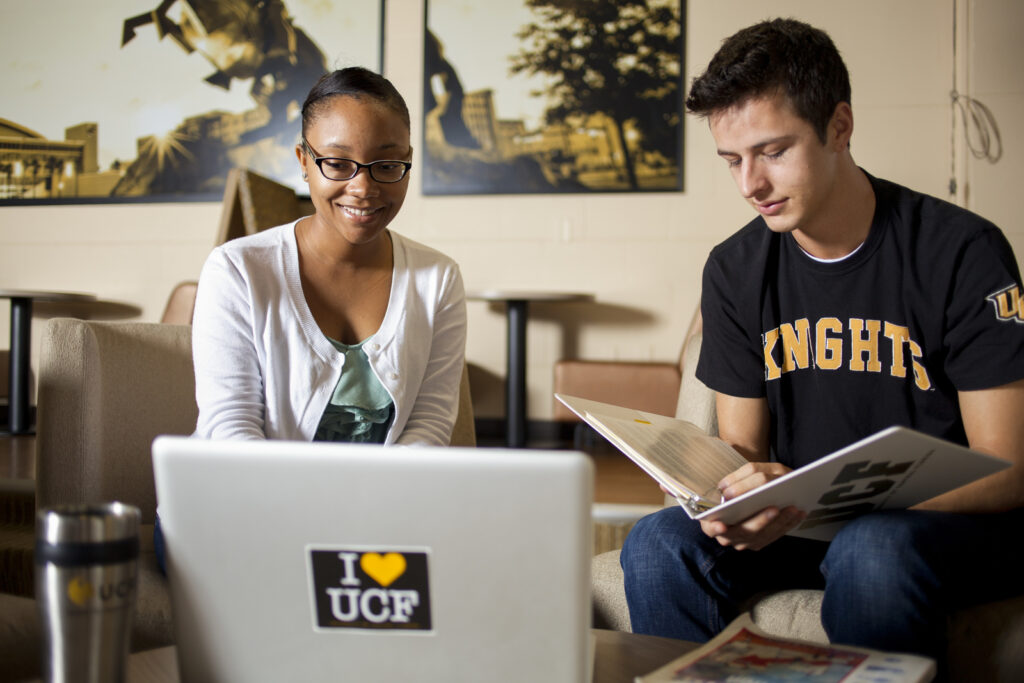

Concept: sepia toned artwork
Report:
left=423, top=0, right=685, bottom=195
left=0, top=0, right=382, bottom=204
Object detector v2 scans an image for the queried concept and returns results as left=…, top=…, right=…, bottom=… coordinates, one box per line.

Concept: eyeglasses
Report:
left=302, top=138, right=411, bottom=183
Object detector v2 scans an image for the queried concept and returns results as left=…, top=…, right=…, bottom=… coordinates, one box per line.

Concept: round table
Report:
left=1, top=288, right=96, bottom=435
left=467, top=289, right=593, bottom=448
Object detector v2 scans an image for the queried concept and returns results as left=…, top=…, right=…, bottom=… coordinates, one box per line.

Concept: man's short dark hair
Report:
left=685, top=18, right=851, bottom=143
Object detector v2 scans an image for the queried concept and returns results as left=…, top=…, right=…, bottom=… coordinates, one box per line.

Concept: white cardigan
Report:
left=192, top=222, right=467, bottom=445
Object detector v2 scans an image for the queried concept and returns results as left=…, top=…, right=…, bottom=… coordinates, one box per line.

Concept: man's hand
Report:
left=717, top=461, right=791, bottom=500
left=699, top=462, right=805, bottom=551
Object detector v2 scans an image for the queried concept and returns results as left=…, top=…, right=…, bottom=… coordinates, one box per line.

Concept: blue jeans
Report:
left=621, top=506, right=1024, bottom=664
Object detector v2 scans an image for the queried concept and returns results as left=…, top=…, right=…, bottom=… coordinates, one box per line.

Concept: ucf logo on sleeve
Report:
left=309, top=547, right=432, bottom=632
left=987, top=284, right=1024, bottom=323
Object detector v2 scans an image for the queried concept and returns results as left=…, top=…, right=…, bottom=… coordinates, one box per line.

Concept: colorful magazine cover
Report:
left=637, top=614, right=935, bottom=683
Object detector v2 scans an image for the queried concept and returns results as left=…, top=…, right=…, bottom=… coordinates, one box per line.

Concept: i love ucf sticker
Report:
left=308, top=547, right=432, bottom=632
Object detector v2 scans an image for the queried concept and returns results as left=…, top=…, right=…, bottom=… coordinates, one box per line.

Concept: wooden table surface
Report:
left=592, top=628, right=698, bottom=682
left=73, top=629, right=698, bottom=683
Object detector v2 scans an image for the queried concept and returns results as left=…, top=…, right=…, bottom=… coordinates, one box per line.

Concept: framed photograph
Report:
left=0, top=0, right=384, bottom=204
left=423, top=0, right=685, bottom=196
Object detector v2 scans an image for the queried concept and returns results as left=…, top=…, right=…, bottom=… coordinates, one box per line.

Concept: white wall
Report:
left=2, top=0, right=1021, bottom=420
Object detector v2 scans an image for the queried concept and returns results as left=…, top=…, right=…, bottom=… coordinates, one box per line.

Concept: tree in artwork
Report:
left=509, top=0, right=683, bottom=191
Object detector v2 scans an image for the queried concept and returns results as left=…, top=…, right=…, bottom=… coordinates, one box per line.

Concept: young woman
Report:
left=191, top=67, right=467, bottom=446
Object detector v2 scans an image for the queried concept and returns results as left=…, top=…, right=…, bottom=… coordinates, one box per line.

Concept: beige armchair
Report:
left=589, top=308, right=1024, bottom=682
left=0, top=319, right=475, bottom=681
left=160, top=281, right=198, bottom=325
left=553, top=308, right=714, bottom=443
left=0, top=320, right=195, bottom=681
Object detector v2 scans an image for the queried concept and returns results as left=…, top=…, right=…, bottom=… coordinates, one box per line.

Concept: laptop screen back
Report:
left=152, top=436, right=593, bottom=682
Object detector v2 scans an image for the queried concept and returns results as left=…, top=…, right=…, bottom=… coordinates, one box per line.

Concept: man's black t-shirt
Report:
left=697, top=172, right=1024, bottom=469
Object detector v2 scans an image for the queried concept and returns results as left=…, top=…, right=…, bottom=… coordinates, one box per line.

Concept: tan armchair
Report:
left=36, top=320, right=198, bottom=647
left=588, top=308, right=1024, bottom=682
left=0, top=320, right=195, bottom=681
left=160, top=281, right=198, bottom=325
left=0, top=319, right=475, bottom=681
left=553, top=308, right=713, bottom=439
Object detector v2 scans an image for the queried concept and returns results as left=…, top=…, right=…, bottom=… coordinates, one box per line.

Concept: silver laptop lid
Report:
left=152, top=436, right=593, bottom=683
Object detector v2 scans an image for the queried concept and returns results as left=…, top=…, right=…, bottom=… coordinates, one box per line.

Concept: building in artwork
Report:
left=0, top=118, right=122, bottom=199
left=461, top=89, right=500, bottom=153
left=439, top=86, right=669, bottom=190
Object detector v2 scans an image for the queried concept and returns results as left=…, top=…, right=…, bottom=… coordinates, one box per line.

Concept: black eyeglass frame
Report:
left=301, top=138, right=412, bottom=183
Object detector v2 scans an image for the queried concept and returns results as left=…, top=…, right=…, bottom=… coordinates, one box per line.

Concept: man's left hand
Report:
left=700, top=461, right=805, bottom=550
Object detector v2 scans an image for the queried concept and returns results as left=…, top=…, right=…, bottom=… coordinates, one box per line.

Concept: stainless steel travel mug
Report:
left=35, top=502, right=141, bottom=683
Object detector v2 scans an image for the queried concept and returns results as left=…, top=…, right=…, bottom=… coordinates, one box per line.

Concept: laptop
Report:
left=151, top=436, right=594, bottom=683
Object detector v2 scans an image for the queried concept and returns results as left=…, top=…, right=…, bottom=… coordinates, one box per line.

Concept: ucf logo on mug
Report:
left=65, top=575, right=136, bottom=608
left=309, top=547, right=432, bottom=631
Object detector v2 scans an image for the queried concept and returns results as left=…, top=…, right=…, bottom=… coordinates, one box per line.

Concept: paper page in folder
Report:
left=553, top=393, right=750, bottom=513
left=594, top=413, right=743, bottom=495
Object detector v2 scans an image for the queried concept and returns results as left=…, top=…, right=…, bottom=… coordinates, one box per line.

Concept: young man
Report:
left=620, top=17, right=1024, bottom=668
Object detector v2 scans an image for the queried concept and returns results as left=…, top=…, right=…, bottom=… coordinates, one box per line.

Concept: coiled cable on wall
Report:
left=948, top=0, right=1002, bottom=198
left=951, top=88, right=1002, bottom=163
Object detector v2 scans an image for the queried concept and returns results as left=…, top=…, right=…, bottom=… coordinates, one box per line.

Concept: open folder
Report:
left=555, top=394, right=1010, bottom=541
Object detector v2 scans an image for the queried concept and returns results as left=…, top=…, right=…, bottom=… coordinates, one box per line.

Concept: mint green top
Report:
left=313, top=337, right=395, bottom=443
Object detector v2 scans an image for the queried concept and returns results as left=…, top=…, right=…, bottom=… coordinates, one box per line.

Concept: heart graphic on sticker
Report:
left=360, top=553, right=407, bottom=587
left=67, top=577, right=94, bottom=606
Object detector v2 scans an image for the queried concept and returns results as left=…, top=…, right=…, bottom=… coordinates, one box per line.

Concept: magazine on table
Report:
left=635, top=613, right=935, bottom=682
left=555, top=394, right=1009, bottom=541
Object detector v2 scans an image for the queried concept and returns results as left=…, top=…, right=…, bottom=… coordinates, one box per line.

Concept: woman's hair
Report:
left=301, top=67, right=411, bottom=135
left=685, top=18, right=851, bottom=143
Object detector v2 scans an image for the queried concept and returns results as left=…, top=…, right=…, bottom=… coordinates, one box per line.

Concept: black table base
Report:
left=6, top=296, right=33, bottom=435
left=505, top=300, right=528, bottom=448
